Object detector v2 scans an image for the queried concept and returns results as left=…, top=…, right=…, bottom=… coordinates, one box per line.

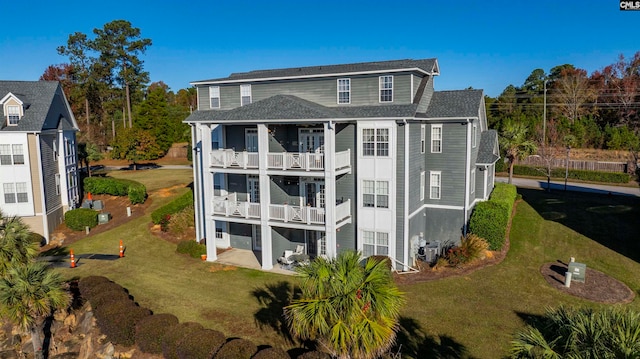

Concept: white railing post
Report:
left=283, top=204, right=288, bottom=222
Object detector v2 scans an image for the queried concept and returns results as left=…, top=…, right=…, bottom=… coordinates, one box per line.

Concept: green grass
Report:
left=52, top=171, right=640, bottom=357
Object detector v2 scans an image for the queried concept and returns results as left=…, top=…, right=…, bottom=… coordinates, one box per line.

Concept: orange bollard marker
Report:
left=119, top=240, right=124, bottom=258
left=70, top=249, right=76, bottom=268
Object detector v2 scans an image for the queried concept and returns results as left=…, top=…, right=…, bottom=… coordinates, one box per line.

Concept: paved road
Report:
left=496, top=175, right=640, bottom=197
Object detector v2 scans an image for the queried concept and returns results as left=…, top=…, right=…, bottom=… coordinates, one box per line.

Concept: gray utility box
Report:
left=93, top=200, right=104, bottom=210
left=568, top=262, right=586, bottom=283
left=98, top=212, right=111, bottom=225
left=422, top=241, right=441, bottom=263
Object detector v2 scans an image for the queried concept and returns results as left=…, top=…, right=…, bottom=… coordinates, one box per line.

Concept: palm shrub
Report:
left=161, top=322, right=204, bottom=359
left=0, top=213, right=39, bottom=277
left=176, top=328, right=226, bottom=359
left=510, top=306, right=640, bottom=358
left=252, top=347, right=291, bottom=359
left=135, top=313, right=179, bottom=354
left=285, top=251, right=404, bottom=359
left=214, top=338, right=257, bottom=359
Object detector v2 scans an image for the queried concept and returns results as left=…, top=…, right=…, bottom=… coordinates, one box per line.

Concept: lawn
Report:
left=52, top=171, right=640, bottom=358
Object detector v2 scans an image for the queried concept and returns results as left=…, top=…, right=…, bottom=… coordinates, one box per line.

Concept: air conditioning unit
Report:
left=424, top=241, right=441, bottom=263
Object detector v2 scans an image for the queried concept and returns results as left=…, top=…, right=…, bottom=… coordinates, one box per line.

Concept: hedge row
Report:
left=151, top=189, right=193, bottom=224
left=77, top=276, right=326, bottom=359
left=469, top=183, right=517, bottom=251
left=512, top=165, right=631, bottom=184
left=176, top=240, right=207, bottom=258
left=64, top=208, right=98, bottom=231
left=83, top=177, right=147, bottom=204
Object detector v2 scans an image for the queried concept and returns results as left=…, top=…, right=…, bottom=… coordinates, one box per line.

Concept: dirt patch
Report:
left=540, top=261, right=635, bottom=304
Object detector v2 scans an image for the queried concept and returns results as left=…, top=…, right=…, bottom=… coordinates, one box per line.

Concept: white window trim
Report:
left=362, top=230, right=390, bottom=257
left=7, top=105, right=20, bottom=126
left=379, top=75, right=393, bottom=103
left=361, top=128, right=390, bottom=157
left=337, top=78, right=351, bottom=104
left=430, top=171, right=441, bottom=200
left=240, top=84, right=252, bottom=106
left=420, top=124, right=426, bottom=154
left=431, top=124, right=442, bottom=153
left=472, top=123, right=478, bottom=148
left=420, top=171, right=425, bottom=200
left=0, top=144, right=24, bottom=165
left=471, top=168, right=476, bottom=194
left=209, top=86, right=220, bottom=109
left=362, top=179, right=389, bottom=208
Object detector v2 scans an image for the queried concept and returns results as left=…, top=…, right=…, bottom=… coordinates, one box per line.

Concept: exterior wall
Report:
left=416, top=76, right=435, bottom=113
left=395, top=123, right=406, bottom=264
left=21, top=216, right=45, bottom=241
left=424, top=122, right=468, bottom=207
left=229, top=222, right=252, bottom=250
left=407, top=123, right=425, bottom=213
left=271, top=227, right=305, bottom=264
left=0, top=132, right=35, bottom=216
left=424, top=207, right=464, bottom=246
left=39, top=133, right=62, bottom=212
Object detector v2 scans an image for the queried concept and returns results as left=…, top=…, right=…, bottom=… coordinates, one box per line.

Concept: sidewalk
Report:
left=496, top=175, right=640, bottom=197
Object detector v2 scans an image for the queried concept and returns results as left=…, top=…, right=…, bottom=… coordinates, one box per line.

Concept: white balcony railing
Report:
left=269, top=204, right=325, bottom=224
left=335, top=199, right=351, bottom=222
left=211, top=149, right=350, bottom=172
left=212, top=193, right=260, bottom=219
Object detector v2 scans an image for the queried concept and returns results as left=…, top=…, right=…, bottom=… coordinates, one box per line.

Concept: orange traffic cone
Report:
left=119, top=240, right=124, bottom=258
left=70, top=249, right=76, bottom=268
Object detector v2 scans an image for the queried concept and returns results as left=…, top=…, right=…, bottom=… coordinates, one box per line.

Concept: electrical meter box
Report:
left=568, top=262, right=586, bottom=283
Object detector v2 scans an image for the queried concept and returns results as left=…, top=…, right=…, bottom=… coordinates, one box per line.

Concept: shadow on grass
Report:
left=393, top=316, right=471, bottom=359
left=518, top=188, right=640, bottom=263
left=251, top=281, right=302, bottom=345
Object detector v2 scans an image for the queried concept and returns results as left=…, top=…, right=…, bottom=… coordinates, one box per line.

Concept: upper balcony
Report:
left=209, top=149, right=351, bottom=173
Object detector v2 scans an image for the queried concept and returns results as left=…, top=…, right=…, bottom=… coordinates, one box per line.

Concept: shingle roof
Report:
left=422, top=89, right=484, bottom=119
left=0, top=81, right=76, bottom=132
left=184, top=95, right=418, bottom=123
left=476, top=129, right=500, bottom=165
left=194, top=58, right=438, bottom=83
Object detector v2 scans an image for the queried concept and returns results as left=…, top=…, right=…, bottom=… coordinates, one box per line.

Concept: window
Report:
left=472, top=123, right=477, bottom=148
left=430, top=171, right=441, bottom=199
left=420, top=124, right=426, bottom=154
left=0, top=144, right=24, bottom=165
left=209, top=86, right=220, bottom=109
left=471, top=169, right=476, bottom=194
left=337, top=78, right=350, bottom=104
left=362, top=128, right=389, bottom=157
left=15, top=182, right=27, bottom=203
left=3, top=183, right=16, bottom=203
left=362, top=180, right=389, bottom=208
left=379, top=75, right=393, bottom=102
left=7, top=105, right=20, bottom=125
left=420, top=171, right=425, bottom=200
left=240, top=84, right=251, bottom=106
left=53, top=140, right=58, bottom=161
left=431, top=125, right=442, bottom=153
left=55, top=174, right=60, bottom=195
left=363, top=231, right=389, bottom=257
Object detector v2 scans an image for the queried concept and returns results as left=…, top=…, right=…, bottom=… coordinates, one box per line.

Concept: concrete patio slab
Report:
left=215, top=248, right=296, bottom=275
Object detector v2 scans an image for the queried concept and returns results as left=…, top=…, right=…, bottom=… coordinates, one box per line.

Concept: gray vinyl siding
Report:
left=486, top=165, right=495, bottom=196
left=416, top=76, right=435, bottom=113
left=334, top=123, right=356, bottom=251
left=224, top=125, right=251, bottom=151
left=270, top=176, right=303, bottom=206
left=271, top=227, right=305, bottom=264
left=424, top=207, right=463, bottom=245
left=424, top=122, right=467, bottom=207
left=198, top=87, right=209, bottom=110
left=407, top=123, right=425, bottom=213
left=229, top=222, right=252, bottom=249
left=39, top=134, right=61, bottom=212
left=227, top=174, right=248, bottom=201
left=395, top=123, right=405, bottom=261
left=220, top=85, right=240, bottom=109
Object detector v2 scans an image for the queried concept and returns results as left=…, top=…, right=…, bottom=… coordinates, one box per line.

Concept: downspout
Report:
left=191, top=124, right=203, bottom=241
left=463, top=119, right=471, bottom=236
left=403, top=119, right=410, bottom=271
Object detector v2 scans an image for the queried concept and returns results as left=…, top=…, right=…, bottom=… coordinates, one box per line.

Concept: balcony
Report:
left=209, top=149, right=351, bottom=172
left=212, top=193, right=260, bottom=219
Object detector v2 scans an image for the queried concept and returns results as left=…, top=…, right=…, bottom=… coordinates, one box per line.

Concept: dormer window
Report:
left=240, top=84, right=252, bottom=106
left=7, top=105, right=20, bottom=125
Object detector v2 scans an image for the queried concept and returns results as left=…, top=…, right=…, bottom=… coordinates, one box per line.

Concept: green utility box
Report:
left=98, top=212, right=111, bottom=225
left=568, top=262, right=586, bottom=283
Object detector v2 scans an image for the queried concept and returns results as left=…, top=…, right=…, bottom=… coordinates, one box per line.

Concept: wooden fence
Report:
left=518, top=156, right=637, bottom=174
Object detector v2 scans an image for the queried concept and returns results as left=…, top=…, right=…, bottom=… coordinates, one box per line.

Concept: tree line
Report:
left=40, top=20, right=196, bottom=165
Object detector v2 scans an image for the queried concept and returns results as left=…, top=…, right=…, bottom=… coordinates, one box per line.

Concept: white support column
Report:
left=257, top=124, right=273, bottom=269
left=463, top=120, right=471, bottom=234
left=323, top=122, right=337, bottom=258
left=403, top=121, right=410, bottom=271
left=191, top=125, right=204, bottom=244
left=201, top=124, right=217, bottom=262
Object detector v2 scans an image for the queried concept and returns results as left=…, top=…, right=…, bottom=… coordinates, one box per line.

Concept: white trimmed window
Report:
left=379, top=75, right=393, bottom=102
left=472, top=123, right=478, bottom=148
left=240, top=84, right=252, bottom=106
left=337, top=78, right=350, bottom=104
left=3, top=183, right=16, bottom=203
left=53, top=140, right=58, bottom=161
left=7, top=105, right=20, bottom=125
left=430, top=171, right=441, bottom=199
left=420, top=171, right=425, bottom=200
left=362, top=128, right=390, bottom=157
left=471, top=169, right=476, bottom=194
left=0, top=144, right=24, bottom=165
left=420, top=124, right=426, bottom=153
left=15, top=182, right=28, bottom=203
left=209, top=86, right=220, bottom=109
left=431, top=125, right=442, bottom=153
left=362, top=180, right=389, bottom=208
left=363, top=230, right=389, bottom=257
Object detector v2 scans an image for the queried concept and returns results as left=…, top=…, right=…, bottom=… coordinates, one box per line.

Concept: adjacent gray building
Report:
left=185, top=58, right=499, bottom=271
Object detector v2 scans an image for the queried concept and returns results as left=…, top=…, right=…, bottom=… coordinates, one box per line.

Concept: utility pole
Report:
left=543, top=79, right=548, bottom=145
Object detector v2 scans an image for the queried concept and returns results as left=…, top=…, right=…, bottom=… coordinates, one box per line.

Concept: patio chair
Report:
left=278, top=250, right=294, bottom=267
left=294, top=244, right=305, bottom=255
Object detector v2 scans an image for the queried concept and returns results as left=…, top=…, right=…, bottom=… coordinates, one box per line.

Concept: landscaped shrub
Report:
left=161, top=322, right=204, bottom=359
left=168, top=205, right=195, bottom=235
left=442, top=234, right=489, bottom=268
left=252, top=347, right=291, bottom=359
left=176, top=328, right=226, bottom=359
left=368, top=255, right=392, bottom=270
left=87, top=288, right=130, bottom=311
left=176, top=240, right=207, bottom=258
left=81, top=280, right=126, bottom=303
left=83, top=176, right=147, bottom=204
left=214, top=338, right=257, bottom=359
left=151, top=189, right=193, bottom=224
left=512, top=165, right=630, bottom=184
left=64, top=208, right=98, bottom=231
left=78, top=276, right=112, bottom=298
left=297, top=351, right=331, bottom=359
left=469, top=201, right=509, bottom=251
left=489, top=182, right=517, bottom=216
left=135, top=313, right=179, bottom=354
left=93, top=300, right=151, bottom=346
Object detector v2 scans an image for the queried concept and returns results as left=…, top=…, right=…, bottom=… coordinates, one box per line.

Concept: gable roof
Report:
left=421, top=89, right=484, bottom=119
left=193, top=58, right=439, bottom=84
left=0, top=81, right=78, bottom=132
left=184, top=94, right=418, bottom=124
left=476, top=129, right=500, bottom=165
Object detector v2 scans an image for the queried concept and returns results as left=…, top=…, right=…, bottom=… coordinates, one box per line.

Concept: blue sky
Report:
left=0, top=0, right=637, bottom=97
